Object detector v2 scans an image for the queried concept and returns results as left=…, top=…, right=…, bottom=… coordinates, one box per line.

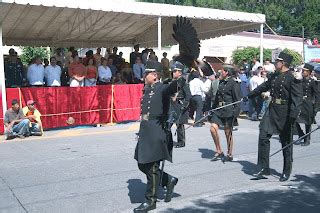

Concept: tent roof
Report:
left=0, top=0, right=265, bottom=47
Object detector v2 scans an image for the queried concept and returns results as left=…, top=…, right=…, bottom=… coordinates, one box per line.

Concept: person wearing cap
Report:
left=4, top=99, right=30, bottom=139
left=167, top=61, right=191, bottom=148
left=209, top=64, right=242, bottom=162
left=22, top=100, right=43, bottom=136
left=295, top=63, right=320, bottom=146
left=247, top=51, right=303, bottom=181
left=4, top=49, right=24, bottom=88
left=133, top=63, right=186, bottom=212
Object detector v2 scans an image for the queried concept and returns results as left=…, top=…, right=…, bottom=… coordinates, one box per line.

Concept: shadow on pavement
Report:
left=230, top=160, right=282, bottom=178
left=163, top=174, right=320, bottom=213
left=198, top=148, right=215, bottom=159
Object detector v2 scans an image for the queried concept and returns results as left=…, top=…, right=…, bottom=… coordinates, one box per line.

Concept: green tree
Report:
left=231, top=47, right=272, bottom=66
left=282, top=48, right=303, bottom=67
left=20, top=47, right=49, bottom=66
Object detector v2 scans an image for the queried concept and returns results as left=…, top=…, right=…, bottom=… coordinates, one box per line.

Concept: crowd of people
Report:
left=3, top=45, right=173, bottom=88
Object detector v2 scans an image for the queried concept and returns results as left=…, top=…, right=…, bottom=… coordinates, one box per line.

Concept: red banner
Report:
left=0, top=84, right=143, bottom=133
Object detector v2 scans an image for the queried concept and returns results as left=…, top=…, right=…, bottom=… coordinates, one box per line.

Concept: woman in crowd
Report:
left=85, top=58, right=98, bottom=86
left=68, top=55, right=86, bottom=87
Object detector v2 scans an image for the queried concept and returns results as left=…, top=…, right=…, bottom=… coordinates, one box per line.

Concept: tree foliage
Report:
left=20, top=47, right=49, bottom=66
left=139, top=0, right=320, bottom=38
left=232, top=47, right=272, bottom=66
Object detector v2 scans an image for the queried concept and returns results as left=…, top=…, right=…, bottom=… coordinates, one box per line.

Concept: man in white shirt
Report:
left=98, top=58, right=112, bottom=84
left=189, top=70, right=208, bottom=127
left=263, top=58, right=275, bottom=73
left=27, top=57, right=45, bottom=86
left=248, top=67, right=264, bottom=120
left=44, top=57, right=62, bottom=87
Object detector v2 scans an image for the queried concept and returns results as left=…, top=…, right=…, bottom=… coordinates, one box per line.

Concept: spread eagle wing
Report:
left=172, top=16, right=200, bottom=68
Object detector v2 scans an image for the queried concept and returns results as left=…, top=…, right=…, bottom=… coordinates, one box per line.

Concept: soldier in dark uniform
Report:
left=210, top=65, right=242, bottom=162
left=295, top=63, right=320, bottom=146
left=247, top=52, right=303, bottom=182
left=168, top=61, right=191, bottom=148
left=133, top=65, right=185, bottom=212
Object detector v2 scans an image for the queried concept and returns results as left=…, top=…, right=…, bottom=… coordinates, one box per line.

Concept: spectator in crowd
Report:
left=93, top=47, right=103, bottom=66
left=259, top=69, right=270, bottom=118
left=65, top=46, right=75, bottom=68
left=263, top=58, right=275, bottom=73
left=243, top=59, right=251, bottom=77
left=109, top=47, right=122, bottom=69
left=27, top=57, right=45, bottom=86
left=58, top=61, right=69, bottom=86
left=68, top=55, right=86, bottom=87
left=130, top=44, right=141, bottom=67
left=141, top=48, right=150, bottom=65
left=85, top=58, right=98, bottom=86
left=313, top=37, right=318, bottom=45
left=54, top=48, right=65, bottom=67
left=43, top=58, right=49, bottom=68
left=148, top=51, right=158, bottom=62
left=133, top=57, right=145, bottom=83
left=4, top=99, right=30, bottom=140
left=189, top=70, right=207, bottom=127
left=248, top=67, right=264, bottom=120
left=118, top=52, right=125, bottom=64
left=311, top=70, right=317, bottom=80
left=205, top=73, right=220, bottom=112
left=4, top=49, right=24, bottom=88
left=83, top=50, right=95, bottom=66
left=251, top=57, right=261, bottom=73
left=107, top=57, right=118, bottom=78
left=104, top=47, right=112, bottom=60
left=22, top=100, right=43, bottom=136
left=98, top=57, right=112, bottom=84
left=113, top=73, right=126, bottom=84
left=238, top=68, right=249, bottom=113
left=161, top=52, right=170, bottom=79
left=44, top=57, right=62, bottom=87
left=120, top=62, right=134, bottom=84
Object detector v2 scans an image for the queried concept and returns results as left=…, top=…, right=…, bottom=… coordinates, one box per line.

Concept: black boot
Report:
left=164, top=177, right=178, bottom=202
left=253, top=168, right=270, bottom=179
left=280, top=161, right=292, bottom=182
left=133, top=202, right=156, bottom=212
left=301, top=135, right=310, bottom=146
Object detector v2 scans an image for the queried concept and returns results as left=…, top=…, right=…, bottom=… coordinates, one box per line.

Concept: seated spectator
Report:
left=22, top=100, right=43, bottom=136
left=132, top=57, right=145, bottom=83
left=27, top=57, right=45, bottom=86
left=43, top=58, right=49, bottom=68
left=44, top=57, right=62, bottom=87
left=120, top=62, right=134, bottom=84
left=85, top=58, right=98, bottom=86
left=83, top=50, right=95, bottom=66
left=107, top=57, right=118, bottom=77
left=113, top=73, right=126, bottom=84
left=4, top=49, right=24, bottom=88
left=68, top=56, right=86, bottom=87
left=4, top=99, right=30, bottom=140
left=98, top=57, right=112, bottom=84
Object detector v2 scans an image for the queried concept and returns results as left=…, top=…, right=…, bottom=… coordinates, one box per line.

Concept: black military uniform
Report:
left=134, top=68, right=185, bottom=212
left=168, top=61, right=191, bottom=148
left=295, top=63, right=320, bottom=146
left=4, top=54, right=24, bottom=88
left=248, top=52, right=303, bottom=182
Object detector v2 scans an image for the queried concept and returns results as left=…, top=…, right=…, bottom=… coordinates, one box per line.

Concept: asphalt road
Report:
left=0, top=117, right=319, bottom=213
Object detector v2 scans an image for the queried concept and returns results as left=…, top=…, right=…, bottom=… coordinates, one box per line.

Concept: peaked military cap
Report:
left=302, top=63, right=314, bottom=72
left=170, top=61, right=184, bottom=71
left=277, top=52, right=293, bottom=65
left=145, top=60, right=163, bottom=74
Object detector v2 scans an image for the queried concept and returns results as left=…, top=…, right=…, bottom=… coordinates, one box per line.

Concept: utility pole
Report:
left=302, top=26, right=305, bottom=63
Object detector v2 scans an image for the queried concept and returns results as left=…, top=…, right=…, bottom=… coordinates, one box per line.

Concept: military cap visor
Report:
left=302, top=63, right=314, bottom=72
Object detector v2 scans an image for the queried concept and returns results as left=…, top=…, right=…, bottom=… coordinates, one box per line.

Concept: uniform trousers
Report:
left=258, top=124, right=293, bottom=172
left=138, top=161, right=172, bottom=204
left=296, top=123, right=311, bottom=140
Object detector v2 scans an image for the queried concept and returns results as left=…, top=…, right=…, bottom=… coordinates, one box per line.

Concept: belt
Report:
left=271, top=98, right=288, bottom=105
left=218, top=102, right=232, bottom=107
left=141, top=114, right=165, bottom=121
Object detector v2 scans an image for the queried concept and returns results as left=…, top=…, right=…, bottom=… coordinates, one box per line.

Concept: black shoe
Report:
left=210, top=152, right=224, bottom=161
left=301, top=137, right=310, bottom=146
left=279, top=173, right=290, bottom=182
left=175, top=144, right=185, bottom=148
left=224, top=155, right=233, bottom=162
left=165, top=177, right=178, bottom=202
left=133, top=202, right=156, bottom=212
left=253, top=168, right=270, bottom=179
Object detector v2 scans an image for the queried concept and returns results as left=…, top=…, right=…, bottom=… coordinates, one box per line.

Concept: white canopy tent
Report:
left=0, top=0, right=265, bottom=114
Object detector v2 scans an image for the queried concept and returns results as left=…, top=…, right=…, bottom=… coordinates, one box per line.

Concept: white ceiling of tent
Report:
left=0, top=0, right=265, bottom=47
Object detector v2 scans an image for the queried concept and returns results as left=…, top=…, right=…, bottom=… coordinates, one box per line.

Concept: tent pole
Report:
left=158, top=16, right=161, bottom=52
left=0, top=22, right=8, bottom=124
left=260, top=24, right=264, bottom=65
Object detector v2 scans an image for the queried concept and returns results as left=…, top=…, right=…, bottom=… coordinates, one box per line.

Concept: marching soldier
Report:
left=168, top=61, right=191, bottom=148
left=209, top=65, right=242, bottom=162
left=295, top=63, right=320, bottom=146
left=247, top=52, right=303, bottom=182
left=133, top=64, right=185, bottom=212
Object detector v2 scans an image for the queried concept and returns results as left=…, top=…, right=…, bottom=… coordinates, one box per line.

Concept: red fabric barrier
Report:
left=0, top=84, right=143, bottom=133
